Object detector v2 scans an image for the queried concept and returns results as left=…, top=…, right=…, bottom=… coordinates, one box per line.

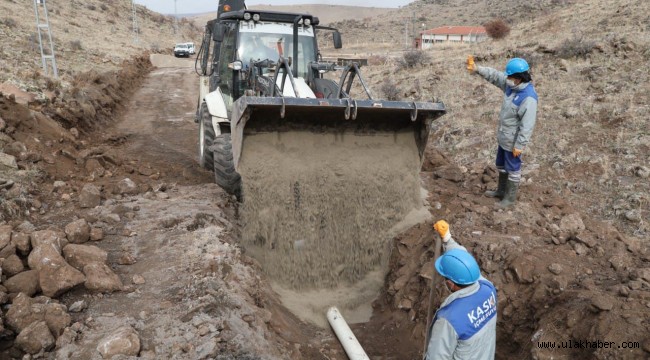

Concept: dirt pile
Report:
left=357, top=148, right=650, bottom=359
left=238, top=130, right=427, bottom=325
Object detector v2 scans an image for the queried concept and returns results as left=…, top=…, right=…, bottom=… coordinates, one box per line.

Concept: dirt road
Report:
left=47, top=55, right=345, bottom=360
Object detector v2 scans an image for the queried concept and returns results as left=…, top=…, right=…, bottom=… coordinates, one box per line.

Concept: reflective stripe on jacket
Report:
left=477, top=66, right=538, bottom=151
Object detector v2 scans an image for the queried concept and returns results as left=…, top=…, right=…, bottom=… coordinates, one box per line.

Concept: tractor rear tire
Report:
left=212, top=134, right=242, bottom=200
left=198, top=103, right=215, bottom=171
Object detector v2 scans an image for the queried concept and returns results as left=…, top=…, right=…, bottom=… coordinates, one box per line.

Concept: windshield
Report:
left=176, top=44, right=187, bottom=49
left=238, top=23, right=315, bottom=79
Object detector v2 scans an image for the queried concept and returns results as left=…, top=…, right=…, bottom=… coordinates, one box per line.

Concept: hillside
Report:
left=0, top=0, right=200, bottom=88
left=192, top=4, right=393, bottom=27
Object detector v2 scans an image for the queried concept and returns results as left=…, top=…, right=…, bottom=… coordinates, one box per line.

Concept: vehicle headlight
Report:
left=252, top=13, right=260, bottom=21
left=243, top=12, right=251, bottom=20
left=304, top=18, right=311, bottom=26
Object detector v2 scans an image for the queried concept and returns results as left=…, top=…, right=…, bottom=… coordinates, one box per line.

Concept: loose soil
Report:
left=1, top=46, right=649, bottom=360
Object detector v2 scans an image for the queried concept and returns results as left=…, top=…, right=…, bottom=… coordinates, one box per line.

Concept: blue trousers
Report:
left=495, top=146, right=521, bottom=182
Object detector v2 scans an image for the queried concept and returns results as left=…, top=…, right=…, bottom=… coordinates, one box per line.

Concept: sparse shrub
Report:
left=381, top=79, right=401, bottom=101
left=70, top=40, right=83, bottom=51
left=400, top=50, right=429, bottom=69
left=484, top=19, right=511, bottom=40
left=100, top=4, right=108, bottom=11
left=87, top=4, right=96, bottom=11
left=46, top=77, right=60, bottom=91
left=368, top=55, right=388, bottom=66
left=1, top=17, right=17, bottom=28
left=556, top=36, right=594, bottom=59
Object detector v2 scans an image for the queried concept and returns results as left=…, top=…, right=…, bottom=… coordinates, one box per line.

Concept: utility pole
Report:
left=174, top=0, right=178, bottom=35
left=32, top=0, right=58, bottom=78
left=131, top=0, right=139, bottom=44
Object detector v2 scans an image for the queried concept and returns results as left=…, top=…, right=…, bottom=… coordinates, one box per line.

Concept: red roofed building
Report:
left=416, top=26, right=487, bottom=49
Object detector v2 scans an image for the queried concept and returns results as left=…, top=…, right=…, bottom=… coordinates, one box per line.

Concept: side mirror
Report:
left=228, top=61, right=243, bottom=71
left=333, top=31, right=342, bottom=49
left=213, top=23, right=225, bottom=42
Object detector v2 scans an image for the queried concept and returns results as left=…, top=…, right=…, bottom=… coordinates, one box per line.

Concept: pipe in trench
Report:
left=326, top=307, right=370, bottom=360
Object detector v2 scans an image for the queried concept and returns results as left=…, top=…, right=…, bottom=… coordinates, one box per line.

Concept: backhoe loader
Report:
left=195, top=0, right=446, bottom=200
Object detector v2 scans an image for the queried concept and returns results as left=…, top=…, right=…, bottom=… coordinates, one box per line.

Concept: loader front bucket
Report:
left=230, top=97, right=445, bottom=169
left=231, top=96, right=445, bottom=327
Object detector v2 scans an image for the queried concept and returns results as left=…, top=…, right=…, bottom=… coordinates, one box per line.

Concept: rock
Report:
left=0, top=115, right=5, bottom=131
left=117, top=252, right=137, bottom=265
left=433, top=165, right=463, bottom=182
left=65, top=219, right=91, bottom=244
left=15, top=321, right=55, bottom=354
left=85, top=158, right=105, bottom=177
left=572, top=242, right=589, bottom=256
left=4, top=270, right=40, bottom=296
left=624, top=210, right=642, bottom=223
left=509, top=255, right=536, bottom=283
left=63, top=244, right=108, bottom=270
left=56, top=326, right=78, bottom=348
left=44, top=302, right=72, bottom=336
left=398, top=298, right=412, bottom=310
left=559, top=213, right=585, bottom=240
left=138, top=166, right=153, bottom=176
left=393, top=274, right=409, bottom=291
left=83, top=263, right=123, bottom=293
left=79, top=184, right=101, bottom=208
left=6, top=293, right=40, bottom=332
left=96, top=326, right=141, bottom=358
left=0, top=152, right=18, bottom=169
left=68, top=300, right=88, bottom=313
left=636, top=166, right=650, bottom=179
left=28, top=244, right=66, bottom=270
left=574, top=234, right=597, bottom=248
left=548, top=263, right=563, bottom=275
left=639, top=268, right=650, bottom=283
left=591, top=294, right=614, bottom=311
left=0, top=243, right=15, bottom=259
left=117, top=178, right=138, bottom=195
left=90, top=227, right=104, bottom=241
left=418, top=261, right=435, bottom=280
left=39, top=261, right=86, bottom=297
left=132, top=275, right=145, bottom=285
left=53, top=181, right=67, bottom=191
left=0, top=224, right=12, bottom=249
left=11, top=232, right=31, bottom=255
left=2, top=254, right=25, bottom=276
left=30, top=230, right=67, bottom=252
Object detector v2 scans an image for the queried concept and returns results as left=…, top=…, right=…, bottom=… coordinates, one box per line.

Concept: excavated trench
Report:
left=4, top=54, right=646, bottom=359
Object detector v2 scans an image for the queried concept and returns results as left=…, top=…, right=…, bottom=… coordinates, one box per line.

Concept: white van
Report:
left=185, top=42, right=196, bottom=55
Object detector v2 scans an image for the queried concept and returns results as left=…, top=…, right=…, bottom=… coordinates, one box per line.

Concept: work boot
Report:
left=496, top=180, right=519, bottom=209
left=484, top=172, right=508, bottom=199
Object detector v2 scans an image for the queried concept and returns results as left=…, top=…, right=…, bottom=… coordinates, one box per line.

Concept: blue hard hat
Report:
left=505, top=58, right=530, bottom=76
left=435, top=249, right=480, bottom=285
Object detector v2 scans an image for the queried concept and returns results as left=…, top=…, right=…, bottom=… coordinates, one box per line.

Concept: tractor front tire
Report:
left=198, top=103, right=215, bottom=170
left=212, top=134, right=242, bottom=200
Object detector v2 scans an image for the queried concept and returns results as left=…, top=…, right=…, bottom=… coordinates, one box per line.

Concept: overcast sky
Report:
left=135, top=0, right=413, bottom=14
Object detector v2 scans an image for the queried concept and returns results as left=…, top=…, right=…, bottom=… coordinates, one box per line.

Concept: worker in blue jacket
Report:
left=425, top=220, right=496, bottom=360
left=468, top=56, right=539, bottom=208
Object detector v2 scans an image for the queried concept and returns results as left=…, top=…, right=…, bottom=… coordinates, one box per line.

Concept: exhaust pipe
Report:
left=326, top=307, right=370, bottom=360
